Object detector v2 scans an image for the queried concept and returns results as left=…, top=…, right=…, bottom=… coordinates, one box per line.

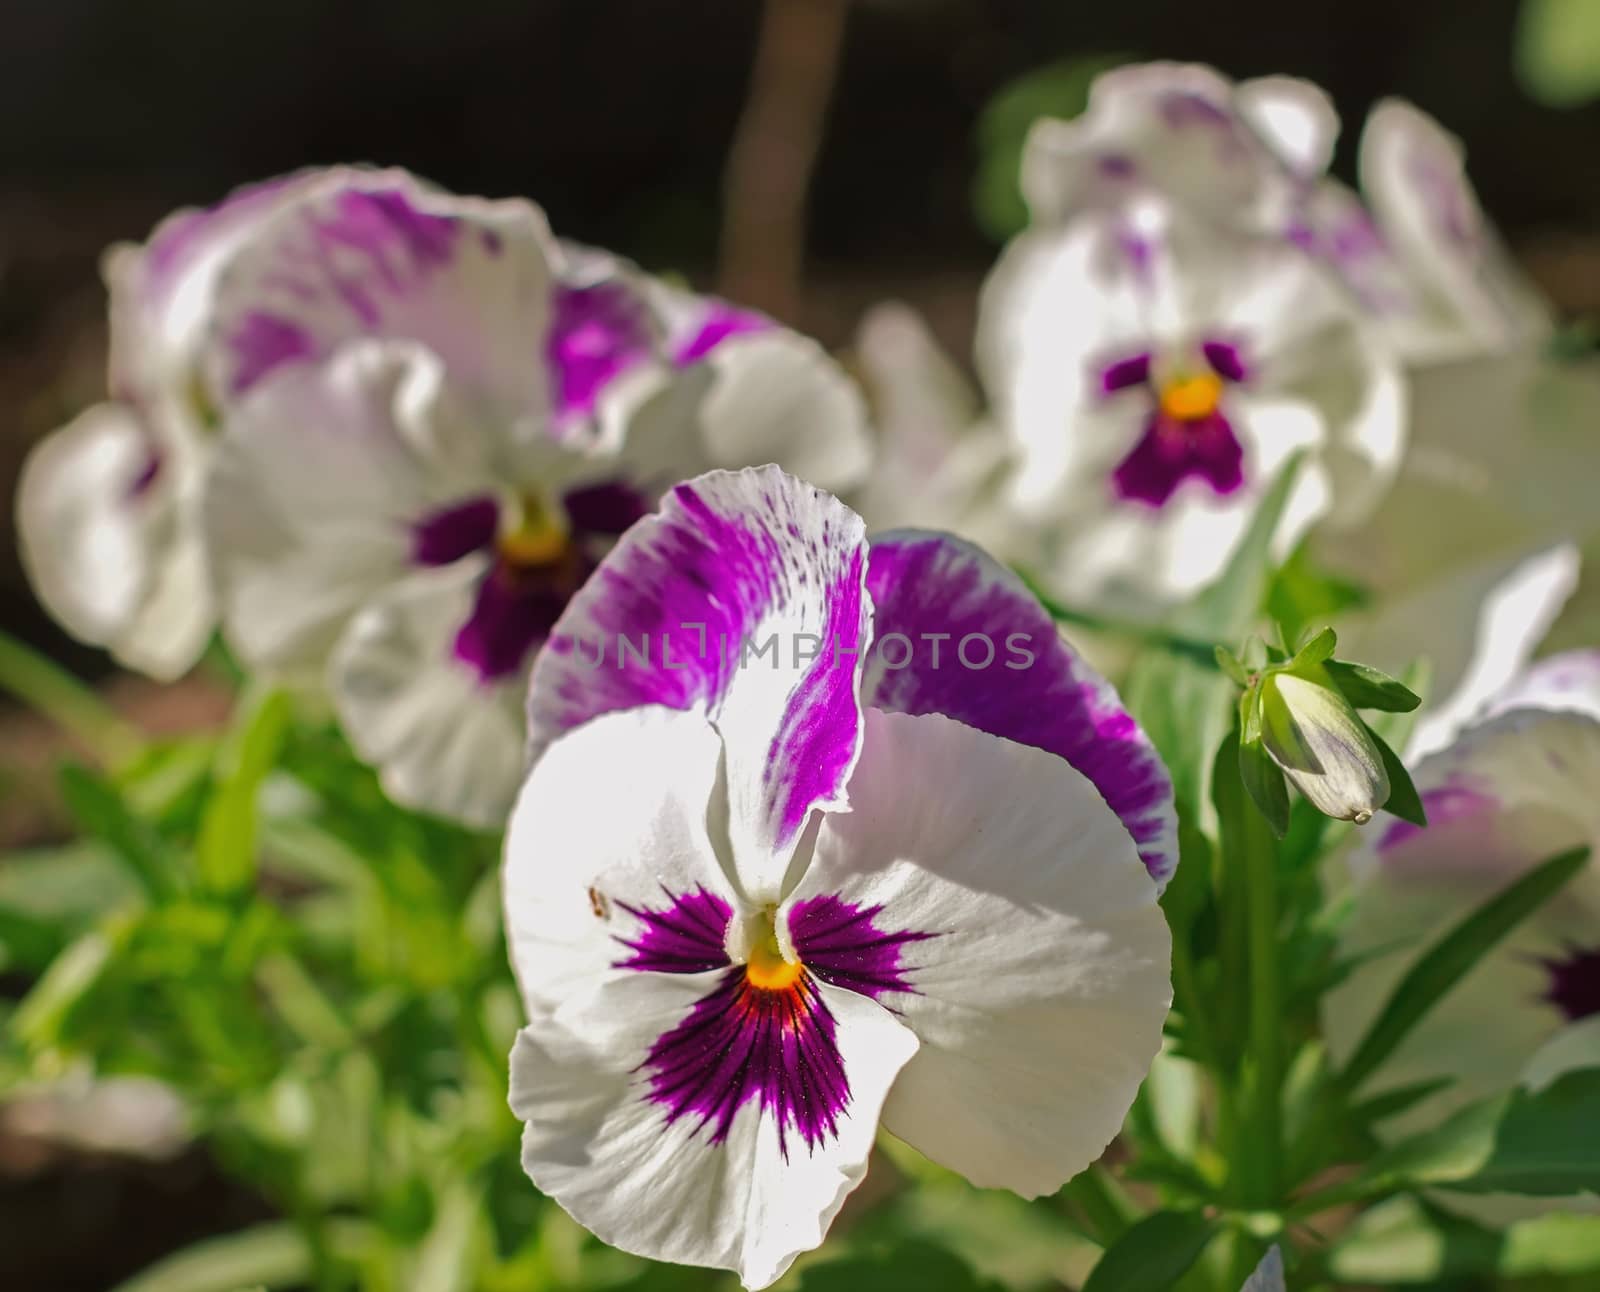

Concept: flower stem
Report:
left=1242, top=799, right=1283, bottom=1204
left=1018, top=573, right=1225, bottom=670
left=0, top=631, right=142, bottom=768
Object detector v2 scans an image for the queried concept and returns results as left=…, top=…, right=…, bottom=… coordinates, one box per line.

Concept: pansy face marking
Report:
left=615, top=888, right=935, bottom=1158
left=1098, top=340, right=1250, bottom=507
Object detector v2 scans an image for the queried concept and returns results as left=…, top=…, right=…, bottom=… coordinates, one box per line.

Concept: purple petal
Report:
left=208, top=176, right=553, bottom=406
left=1111, top=411, right=1245, bottom=507
left=862, top=531, right=1178, bottom=890
left=787, top=893, right=936, bottom=1002
left=453, top=562, right=575, bottom=683
left=1099, top=352, right=1153, bottom=395
left=411, top=495, right=500, bottom=567
left=1201, top=339, right=1248, bottom=383
left=1540, top=944, right=1600, bottom=1023
left=548, top=280, right=656, bottom=427
left=530, top=467, right=870, bottom=876
left=561, top=479, right=650, bottom=538
left=673, top=301, right=772, bottom=366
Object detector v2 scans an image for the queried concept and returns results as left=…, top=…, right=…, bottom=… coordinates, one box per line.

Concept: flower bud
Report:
left=1258, top=664, right=1390, bottom=823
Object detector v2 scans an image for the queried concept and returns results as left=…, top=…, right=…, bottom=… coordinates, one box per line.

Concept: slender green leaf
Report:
left=1185, top=452, right=1305, bottom=640
left=109, top=1225, right=310, bottom=1292
left=1340, top=847, right=1589, bottom=1090
left=1081, top=1209, right=1218, bottom=1292
left=1371, top=727, right=1426, bottom=827
left=1215, top=645, right=1251, bottom=686
left=1291, top=625, right=1337, bottom=666
left=1325, top=660, right=1422, bottom=712
left=197, top=691, right=292, bottom=895
left=58, top=765, right=179, bottom=901
left=1355, top=1075, right=1457, bottom=1126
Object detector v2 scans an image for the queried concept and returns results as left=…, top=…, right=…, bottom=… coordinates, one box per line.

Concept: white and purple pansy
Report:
left=506, top=465, right=1174, bottom=1287
left=977, top=198, right=1405, bottom=608
left=1325, top=650, right=1600, bottom=1134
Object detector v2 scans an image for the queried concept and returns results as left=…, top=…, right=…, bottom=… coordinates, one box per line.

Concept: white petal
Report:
left=792, top=709, right=1171, bottom=1196
left=503, top=703, right=738, bottom=1012
left=204, top=172, right=558, bottom=422
left=1359, top=98, right=1550, bottom=359
left=694, top=330, right=872, bottom=491
left=1241, top=1246, right=1286, bottom=1292
left=329, top=563, right=525, bottom=829
left=16, top=405, right=212, bottom=680
left=510, top=971, right=916, bottom=1290
left=205, top=341, right=489, bottom=674
left=1236, top=76, right=1340, bottom=176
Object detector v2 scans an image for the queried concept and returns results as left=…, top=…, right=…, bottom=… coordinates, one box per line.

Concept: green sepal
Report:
left=1325, top=659, right=1423, bottom=713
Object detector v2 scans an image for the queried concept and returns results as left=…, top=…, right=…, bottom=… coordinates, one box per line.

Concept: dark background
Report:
left=0, top=6, right=1595, bottom=1282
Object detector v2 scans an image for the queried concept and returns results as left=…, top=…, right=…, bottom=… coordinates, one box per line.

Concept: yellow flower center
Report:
left=498, top=494, right=570, bottom=570
left=1158, top=372, right=1223, bottom=423
left=744, top=916, right=803, bottom=992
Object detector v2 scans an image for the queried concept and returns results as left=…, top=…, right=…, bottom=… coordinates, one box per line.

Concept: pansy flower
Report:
left=200, top=184, right=869, bottom=824
left=977, top=197, right=1404, bottom=609
left=1325, top=651, right=1600, bottom=1142
left=505, top=465, right=1174, bottom=1287
left=15, top=169, right=342, bottom=677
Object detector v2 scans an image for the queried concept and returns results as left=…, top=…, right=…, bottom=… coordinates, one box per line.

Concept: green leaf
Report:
left=1357, top=1068, right=1600, bottom=1200
left=1355, top=1075, right=1457, bottom=1126
left=1184, top=452, right=1305, bottom=641
left=1290, top=625, right=1337, bottom=666
left=1370, top=727, right=1426, bottom=826
left=1081, top=1209, right=1218, bottom=1292
left=1238, top=735, right=1290, bottom=837
left=197, top=690, right=292, bottom=895
left=58, top=765, right=179, bottom=901
left=1517, top=0, right=1600, bottom=107
left=1339, top=846, right=1589, bottom=1091
left=972, top=55, right=1126, bottom=240
left=1215, top=645, right=1251, bottom=687
left=1324, top=660, right=1422, bottom=713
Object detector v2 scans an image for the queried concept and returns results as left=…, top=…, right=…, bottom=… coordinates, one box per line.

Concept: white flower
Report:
left=1325, top=651, right=1600, bottom=1145
left=197, top=180, right=871, bottom=825
left=977, top=197, right=1405, bottom=610
left=506, top=466, right=1175, bottom=1287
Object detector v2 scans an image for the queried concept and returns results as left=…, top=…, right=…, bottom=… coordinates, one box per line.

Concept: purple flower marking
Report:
left=409, top=479, right=645, bottom=685
left=1112, top=411, right=1245, bottom=507
left=227, top=313, right=316, bottom=395
left=615, top=888, right=934, bottom=1156
left=1100, top=352, right=1153, bottom=396
left=547, top=281, right=655, bottom=425
left=788, top=894, right=935, bottom=1002
left=1376, top=781, right=1494, bottom=852
left=1540, top=944, right=1600, bottom=1023
left=674, top=301, right=772, bottom=367
left=1201, top=340, right=1248, bottom=383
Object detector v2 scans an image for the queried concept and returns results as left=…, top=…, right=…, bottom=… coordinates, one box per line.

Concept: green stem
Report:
left=1242, top=801, right=1283, bottom=1205
left=0, top=631, right=142, bottom=768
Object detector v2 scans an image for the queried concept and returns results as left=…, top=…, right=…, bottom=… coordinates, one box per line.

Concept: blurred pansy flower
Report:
left=505, top=465, right=1174, bottom=1287
left=1325, top=650, right=1600, bottom=1135
left=16, top=170, right=335, bottom=677
left=977, top=198, right=1404, bottom=609
left=189, top=172, right=866, bottom=825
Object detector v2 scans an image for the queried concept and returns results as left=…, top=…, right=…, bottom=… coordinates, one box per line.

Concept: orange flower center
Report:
left=1158, top=372, right=1223, bottom=423
left=744, top=926, right=803, bottom=992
